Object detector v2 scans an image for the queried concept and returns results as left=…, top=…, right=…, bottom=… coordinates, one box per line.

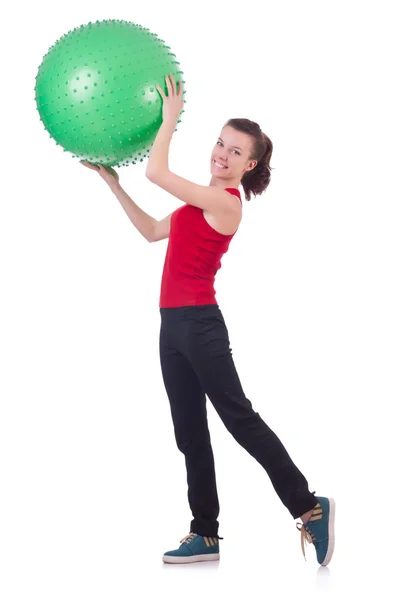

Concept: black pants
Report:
left=159, top=304, right=317, bottom=538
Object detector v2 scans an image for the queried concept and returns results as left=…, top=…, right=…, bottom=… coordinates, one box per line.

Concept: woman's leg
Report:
left=159, top=316, right=220, bottom=537
left=182, top=305, right=318, bottom=520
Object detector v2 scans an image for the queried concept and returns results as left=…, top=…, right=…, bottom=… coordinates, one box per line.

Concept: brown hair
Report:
left=225, top=118, right=274, bottom=201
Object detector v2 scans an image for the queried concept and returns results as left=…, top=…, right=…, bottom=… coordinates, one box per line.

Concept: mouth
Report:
left=213, top=159, right=228, bottom=171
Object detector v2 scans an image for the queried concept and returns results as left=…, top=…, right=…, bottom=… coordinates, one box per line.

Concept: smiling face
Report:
left=210, top=125, right=258, bottom=184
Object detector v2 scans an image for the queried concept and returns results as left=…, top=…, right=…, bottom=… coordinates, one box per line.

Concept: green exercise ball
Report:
left=34, top=19, right=185, bottom=167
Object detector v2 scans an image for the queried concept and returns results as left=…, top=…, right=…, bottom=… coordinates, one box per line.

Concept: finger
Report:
left=156, top=84, right=166, bottom=100
left=169, top=73, right=176, bottom=96
left=172, top=74, right=178, bottom=97
left=80, top=161, right=97, bottom=171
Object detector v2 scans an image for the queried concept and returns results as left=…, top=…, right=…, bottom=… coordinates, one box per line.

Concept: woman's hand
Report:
left=80, top=161, right=120, bottom=188
left=156, top=74, right=184, bottom=126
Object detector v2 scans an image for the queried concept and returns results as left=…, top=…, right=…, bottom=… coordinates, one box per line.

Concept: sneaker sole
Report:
left=162, top=553, right=220, bottom=564
left=321, top=497, right=335, bottom=566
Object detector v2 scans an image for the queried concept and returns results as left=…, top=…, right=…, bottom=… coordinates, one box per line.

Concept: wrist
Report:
left=109, top=181, right=122, bottom=193
left=161, top=117, right=178, bottom=132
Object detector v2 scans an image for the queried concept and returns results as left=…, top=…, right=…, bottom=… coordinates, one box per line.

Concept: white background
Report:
left=1, top=0, right=396, bottom=598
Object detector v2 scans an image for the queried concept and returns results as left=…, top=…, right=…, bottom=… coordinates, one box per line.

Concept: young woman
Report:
left=81, top=74, right=335, bottom=567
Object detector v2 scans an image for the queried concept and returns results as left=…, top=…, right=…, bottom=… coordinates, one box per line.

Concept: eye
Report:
left=217, top=141, right=223, bottom=146
left=232, top=149, right=240, bottom=155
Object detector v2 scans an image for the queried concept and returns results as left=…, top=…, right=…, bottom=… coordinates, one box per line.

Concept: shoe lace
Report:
left=179, top=532, right=223, bottom=544
left=296, top=522, right=317, bottom=561
left=179, top=532, right=197, bottom=545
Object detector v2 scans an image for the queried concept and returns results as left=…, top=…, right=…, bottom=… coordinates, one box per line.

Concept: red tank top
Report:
left=159, top=188, right=242, bottom=308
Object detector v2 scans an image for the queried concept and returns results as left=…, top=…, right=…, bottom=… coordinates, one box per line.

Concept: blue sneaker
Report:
left=162, top=532, right=220, bottom=564
left=296, top=496, right=336, bottom=566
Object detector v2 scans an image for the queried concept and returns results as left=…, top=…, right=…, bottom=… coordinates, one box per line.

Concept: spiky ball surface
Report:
left=35, top=20, right=185, bottom=166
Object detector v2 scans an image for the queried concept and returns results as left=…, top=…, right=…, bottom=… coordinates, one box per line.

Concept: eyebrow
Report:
left=218, top=137, right=242, bottom=151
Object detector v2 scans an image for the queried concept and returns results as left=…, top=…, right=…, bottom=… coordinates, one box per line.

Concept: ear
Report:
left=243, top=159, right=258, bottom=174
